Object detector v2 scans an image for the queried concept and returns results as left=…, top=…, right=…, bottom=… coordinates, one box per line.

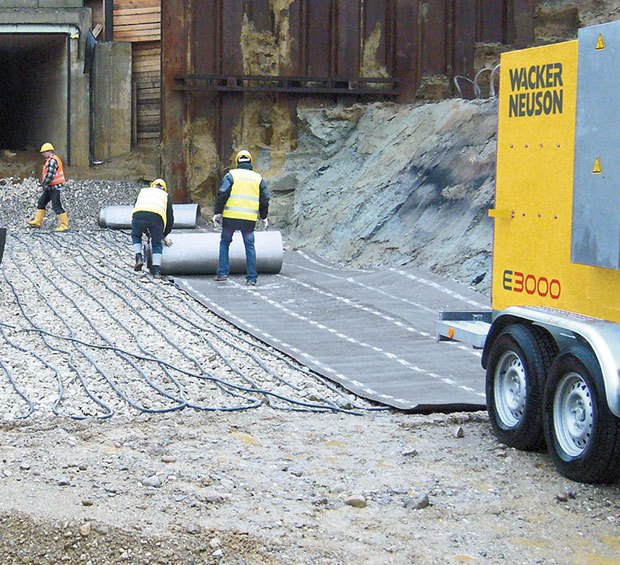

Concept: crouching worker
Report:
left=131, top=178, right=174, bottom=279
left=27, top=142, right=69, bottom=232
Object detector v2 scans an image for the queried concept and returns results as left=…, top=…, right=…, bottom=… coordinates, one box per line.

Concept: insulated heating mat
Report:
left=176, top=251, right=488, bottom=412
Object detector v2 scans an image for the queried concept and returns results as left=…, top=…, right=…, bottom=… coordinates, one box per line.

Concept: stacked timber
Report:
left=113, top=0, right=161, bottom=146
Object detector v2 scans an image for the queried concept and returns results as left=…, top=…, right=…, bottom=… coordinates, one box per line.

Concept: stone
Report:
left=404, top=493, right=430, bottom=510
left=142, top=475, right=162, bottom=488
left=344, top=495, right=367, bottom=508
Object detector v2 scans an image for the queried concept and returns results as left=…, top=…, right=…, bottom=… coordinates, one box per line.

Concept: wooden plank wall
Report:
left=113, top=0, right=161, bottom=145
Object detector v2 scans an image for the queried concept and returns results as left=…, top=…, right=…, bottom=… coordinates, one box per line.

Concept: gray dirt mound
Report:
left=270, top=98, right=497, bottom=295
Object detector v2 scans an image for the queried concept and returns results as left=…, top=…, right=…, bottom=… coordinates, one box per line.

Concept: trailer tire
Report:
left=486, top=324, right=556, bottom=451
left=543, top=345, right=620, bottom=484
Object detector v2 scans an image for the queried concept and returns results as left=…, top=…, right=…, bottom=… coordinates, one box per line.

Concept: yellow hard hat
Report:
left=150, top=178, right=168, bottom=192
left=40, top=142, right=54, bottom=152
left=235, top=149, right=253, bottom=166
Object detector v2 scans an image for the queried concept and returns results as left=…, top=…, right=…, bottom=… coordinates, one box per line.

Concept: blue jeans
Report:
left=217, top=225, right=257, bottom=282
left=131, top=212, right=164, bottom=254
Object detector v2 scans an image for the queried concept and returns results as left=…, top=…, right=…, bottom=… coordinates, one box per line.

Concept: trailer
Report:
left=437, top=20, right=620, bottom=484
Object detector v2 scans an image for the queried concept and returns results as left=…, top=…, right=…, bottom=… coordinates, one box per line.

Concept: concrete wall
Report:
left=27, top=37, right=69, bottom=158
left=92, top=41, right=132, bottom=161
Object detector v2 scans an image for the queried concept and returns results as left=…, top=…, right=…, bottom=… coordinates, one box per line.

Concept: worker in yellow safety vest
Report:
left=131, top=179, right=174, bottom=279
left=212, top=149, right=270, bottom=286
left=27, top=142, right=69, bottom=232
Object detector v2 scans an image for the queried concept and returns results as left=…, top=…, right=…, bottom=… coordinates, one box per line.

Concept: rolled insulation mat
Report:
left=98, top=203, right=200, bottom=229
left=148, top=230, right=284, bottom=275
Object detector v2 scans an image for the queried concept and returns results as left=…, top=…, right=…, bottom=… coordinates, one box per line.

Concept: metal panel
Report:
left=421, top=0, right=447, bottom=75
left=286, top=0, right=303, bottom=75
left=572, top=21, right=620, bottom=270
left=246, top=0, right=271, bottom=32
left=161, top=0, right=190, bottom=202
left=305, top=0, right=332, bottom=76
left=335, top=0, right=360, bottom=76
left=453, top=0, right=476, bottom=78
left=478, top=0, right=506, bottom=43
left=222, top=0, right=244, bottom=74
left=160, top=0, right=535, bottom=196
left=194, top=0, right=220, bottom=74
left=363, top=0, right=388, bottom=71
left=393, top=0, right=419, bottom=101
left=508, top=0, right=535, bottom=47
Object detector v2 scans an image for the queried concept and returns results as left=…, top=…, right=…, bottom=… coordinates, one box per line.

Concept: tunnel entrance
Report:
left=0, top=33, right=69, bottom=157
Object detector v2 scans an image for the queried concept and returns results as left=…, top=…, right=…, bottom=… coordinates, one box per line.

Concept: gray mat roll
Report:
left=99, top=203, right=200, bottom=229
left=147, top=231, right=283, bottom=275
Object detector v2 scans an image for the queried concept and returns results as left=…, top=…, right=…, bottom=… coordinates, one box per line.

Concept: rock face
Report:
left=537, top=0, right=620, bottom=40
left=270, top=99, right=497, bottom=295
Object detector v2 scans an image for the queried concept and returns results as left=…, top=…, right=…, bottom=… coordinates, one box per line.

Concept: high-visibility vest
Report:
left=223, top=168, right=262, bottom=221
left=42, top=154, right=66, bottom=186
left=133, top=187, right=169, bottom=228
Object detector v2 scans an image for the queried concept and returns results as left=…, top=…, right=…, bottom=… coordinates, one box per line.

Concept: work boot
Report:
left=55, top=212, right=69, bottom=232
left=27, top=209, right=45, bottom=228
left=153, top=265, right=162, bottom=279
left=134, top=253, right=144, bottom=272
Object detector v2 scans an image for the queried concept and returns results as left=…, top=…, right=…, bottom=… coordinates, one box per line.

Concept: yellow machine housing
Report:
left=493, top=39, right=620, bottom=323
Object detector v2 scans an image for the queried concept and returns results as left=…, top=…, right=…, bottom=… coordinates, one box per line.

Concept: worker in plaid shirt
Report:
left=26, top=142, right=69, bottom=232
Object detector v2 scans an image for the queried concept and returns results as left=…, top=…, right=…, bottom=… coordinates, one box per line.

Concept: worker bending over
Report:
left=27, top=143, right=69, bottom=232
left=131, top=178, right=174, bottom=279
left=212, top=150, right=270, bottom=286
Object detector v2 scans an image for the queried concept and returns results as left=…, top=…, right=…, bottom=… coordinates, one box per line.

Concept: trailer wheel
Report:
left=486, top=324, right=555, bottom=450
left=543, top=345, right=620, bottom=483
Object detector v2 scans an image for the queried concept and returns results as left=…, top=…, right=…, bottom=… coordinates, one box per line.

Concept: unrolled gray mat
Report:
left=175, top=250, right=489, bottom=412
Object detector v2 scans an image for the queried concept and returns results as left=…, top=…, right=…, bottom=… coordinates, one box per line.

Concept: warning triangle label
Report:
left=593, top=157, right=602, bottom=174
left=596, top=34, right=605, bottom=50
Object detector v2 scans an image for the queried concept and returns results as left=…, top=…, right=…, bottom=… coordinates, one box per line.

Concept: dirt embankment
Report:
left=269, top=99, right=497, bottom=295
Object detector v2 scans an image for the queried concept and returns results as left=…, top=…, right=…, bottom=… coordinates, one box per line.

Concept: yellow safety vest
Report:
left=223, top=168, right=262, bottom=221
left=133, top=187, right=168, bottom=228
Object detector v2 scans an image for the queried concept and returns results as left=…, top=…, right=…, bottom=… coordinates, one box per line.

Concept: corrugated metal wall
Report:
left=162, top=0, right=535, bottom=202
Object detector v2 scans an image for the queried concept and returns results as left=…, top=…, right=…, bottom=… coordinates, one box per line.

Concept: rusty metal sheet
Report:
left=509, top=0, right=536, bottom=47
left=394, top=0, right=419, bottom=101
left=478, top=0, right=507, bottom=43
left=286, top=0, right=303, bottom=75
left=222, top=0, right=244, bottom=74
left=161, top=0, right=190, bottom=203
left=194, top=0, right=220, bottom=74
left=306, top=0, right=333, bottom=76
left=454, top=0, right=476, bottom=79
left=335, top=0, right=360, bottom=76
left=421, top=0, right=447, bottom=75
left=219, top=93, right=243, bottom=165
left=247, top=0, right=272, bottom=32
left=363, top=0, right=388, bottom=71
left=160, top=0, right=537, bottom=202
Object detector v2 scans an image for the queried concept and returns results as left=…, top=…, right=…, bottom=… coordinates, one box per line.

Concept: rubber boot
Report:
left=153, top=265, right=162, bottom=279
left=55, top=212, right=69, bottom=232
left=27, top=209, right=45, bottom=228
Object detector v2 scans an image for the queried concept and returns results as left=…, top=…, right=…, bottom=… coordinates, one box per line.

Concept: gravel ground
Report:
left=2, top=178, right=620, bottom=563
